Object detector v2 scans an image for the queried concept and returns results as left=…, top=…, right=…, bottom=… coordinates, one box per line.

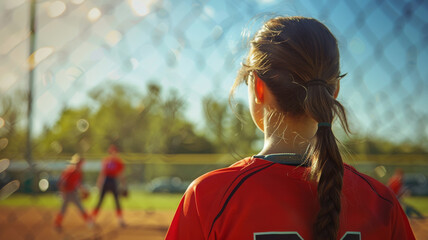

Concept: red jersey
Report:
left=102, top=156, right=124, bottom=177
left=165, top=157, right=415, bottom=240
left=59, top=166, right=82, bottom=193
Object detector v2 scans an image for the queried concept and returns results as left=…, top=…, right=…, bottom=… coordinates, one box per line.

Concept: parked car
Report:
left=403, top=174, right=428, bottom=196
left=146, top=177, right=190, bottom=193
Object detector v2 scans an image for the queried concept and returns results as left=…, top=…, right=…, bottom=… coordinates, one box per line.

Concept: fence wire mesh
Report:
left=0, top=0, right=428, bottom=239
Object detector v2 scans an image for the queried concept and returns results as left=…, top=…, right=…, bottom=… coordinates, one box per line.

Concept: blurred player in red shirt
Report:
left=388, top=168, right=424, bottom=219
left=388, top=168, right=405, bottom=197
left=165, top=16, right=415, bottom=240
left=92, top=144, right=126, bottom=227
left=54, top=154, right=92, bottom=229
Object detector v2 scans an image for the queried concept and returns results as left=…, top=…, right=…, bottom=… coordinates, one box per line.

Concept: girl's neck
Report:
left=258, top=113, right=317, bottom=156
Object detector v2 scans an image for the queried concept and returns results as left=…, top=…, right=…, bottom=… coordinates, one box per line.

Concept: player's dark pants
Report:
left=60, top=190, right=87, bottom=215
left=402, top=202, right=425, bottom=219
left=55, top=190, right=90, bottom=227
left=94, top=177, right=121, bottom=214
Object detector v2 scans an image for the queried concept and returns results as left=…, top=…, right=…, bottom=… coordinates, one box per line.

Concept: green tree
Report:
left=0, top=91, right=27, bottom=159
left=34, top=82, right=214, bottom=156
left=343, top=136, right=427, bottom=155
left=203, top=96, right=260, bottom=155
left=34, top=107, right=92, bottom=157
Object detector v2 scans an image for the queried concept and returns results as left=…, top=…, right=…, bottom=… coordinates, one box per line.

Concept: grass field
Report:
left=2, top=192, right=428, bottom=214
left=404, top=196, right=428, bottom=215
left=0, top=191, right=184, bottom=210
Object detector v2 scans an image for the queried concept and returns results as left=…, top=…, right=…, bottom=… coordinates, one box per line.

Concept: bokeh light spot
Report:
left=47, top=1, right=67, bottom=18
left=203, top=6, right=215, bottom=18
left=211, top=25, right=223, bottom=40
left=28, top=47, right=54, bottom=70
left=66, top=66, right=84, bottom=80
left=129, top=0, right=156, bottom=16
left=0, top=138, right=9, bottom=151
left=38, top=179, right=49, bottom=192
left=0, top=117, right=5, bottom=128
left=88, top=8, right=101, bottom=22
left=0, top=180, right=20, bottom=200
left=0, top=159, right=10, bottom=173
left=374, top=165, right=387, bottom=178
left=77, top=119, right=89, bottom=132
left=71, top=0, right=85, bottom=5
left=105, top=30, right=122, bottom=47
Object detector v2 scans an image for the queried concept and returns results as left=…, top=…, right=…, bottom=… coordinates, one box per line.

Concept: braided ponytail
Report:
left=304, top=83, right=349, bottom=240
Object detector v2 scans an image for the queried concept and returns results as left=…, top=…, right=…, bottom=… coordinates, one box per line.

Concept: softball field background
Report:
left=1, top=206, right=427, bottom=240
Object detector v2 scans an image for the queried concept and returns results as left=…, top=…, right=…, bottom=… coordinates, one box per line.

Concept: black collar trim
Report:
left=253, top=153, right=309, bottom=167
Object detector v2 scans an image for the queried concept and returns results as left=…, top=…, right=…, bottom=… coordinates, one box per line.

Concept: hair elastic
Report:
left=318, top=122, right=331, bottom=127
left=304, top=79, right=328, bottom=88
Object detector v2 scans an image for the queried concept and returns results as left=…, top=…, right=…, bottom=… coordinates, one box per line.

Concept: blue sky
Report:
left=0, top=0, right=427, bottom=145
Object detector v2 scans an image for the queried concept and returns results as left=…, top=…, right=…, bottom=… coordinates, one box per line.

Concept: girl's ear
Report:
left=334, top=80, right=340, bottom=99
left=254, top=72, right=264, bottom=103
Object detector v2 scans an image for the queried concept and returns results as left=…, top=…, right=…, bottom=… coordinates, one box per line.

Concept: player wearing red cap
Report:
left=165, top=16, right=415, bottom=240
left=92, top=145, right=126, bottom=227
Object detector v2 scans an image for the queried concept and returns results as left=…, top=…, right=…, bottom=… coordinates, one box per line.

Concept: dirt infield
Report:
left=0, top=206, right=427, bottom=239
left=0, top=206, right=173, bottom=240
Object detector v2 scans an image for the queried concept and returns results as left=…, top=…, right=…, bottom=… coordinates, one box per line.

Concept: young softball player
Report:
left=388, top=168, right=425, bottom=219
left=165, top=16, right=415, bottom=240
left=92, top=145, right=126, bottom=227
left=54, top=154, right=92, bottom=229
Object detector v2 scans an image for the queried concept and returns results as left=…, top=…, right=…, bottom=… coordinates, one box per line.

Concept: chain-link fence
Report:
left=1, top=0, right=427, bottom=239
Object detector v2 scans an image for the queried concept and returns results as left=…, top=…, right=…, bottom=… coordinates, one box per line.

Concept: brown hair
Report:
left=231, top=16, right=350, bottom=239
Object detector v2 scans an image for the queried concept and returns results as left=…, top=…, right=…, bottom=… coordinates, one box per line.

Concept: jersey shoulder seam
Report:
left=218, top=160, right=269, bottom=203
left=207, top=162, right=275, bottom=238
left=344, top=164, right=393, bottom=205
